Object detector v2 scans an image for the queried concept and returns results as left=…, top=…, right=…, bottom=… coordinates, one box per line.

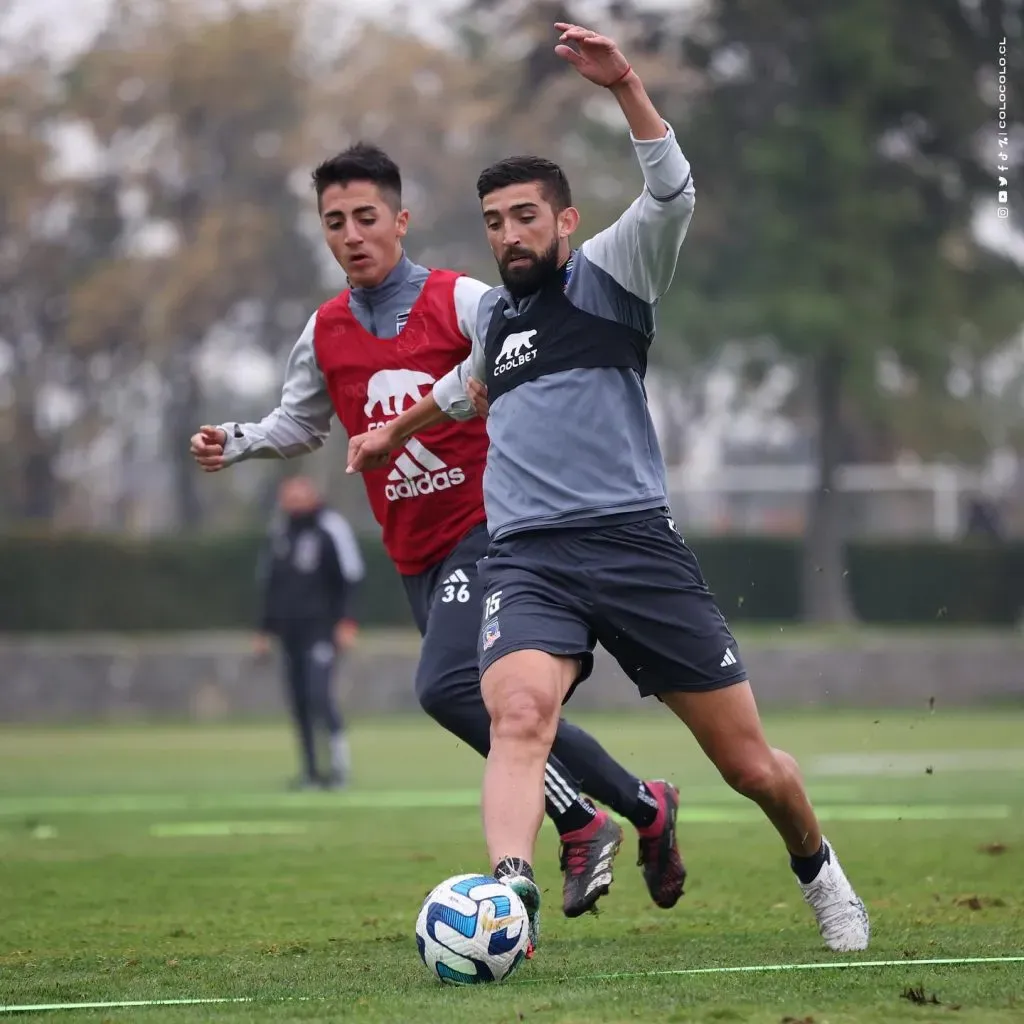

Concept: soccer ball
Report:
left=415, top=873, right=530, bottom=984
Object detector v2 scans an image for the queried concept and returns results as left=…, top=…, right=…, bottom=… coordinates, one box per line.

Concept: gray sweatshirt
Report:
left=432, top=122, right=695, bottom=541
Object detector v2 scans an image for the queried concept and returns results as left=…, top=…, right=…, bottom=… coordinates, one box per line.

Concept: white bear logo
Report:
left=364, top=368, right=435, bottom=418
left=496, top=330, right=538, bottom=364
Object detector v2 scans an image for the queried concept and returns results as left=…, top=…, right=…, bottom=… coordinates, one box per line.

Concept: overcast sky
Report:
left=2, top=0, right=688, bottom=61
left=3, top=0, right=462, bottom=58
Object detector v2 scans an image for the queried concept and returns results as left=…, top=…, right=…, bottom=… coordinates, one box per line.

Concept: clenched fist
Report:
left=346, top=427, right=398, bottom=474
left=190, top=426, right=228, bottom=473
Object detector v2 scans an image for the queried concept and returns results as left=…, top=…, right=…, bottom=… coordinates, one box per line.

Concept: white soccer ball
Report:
left=415, top=873, right=530, bottom=984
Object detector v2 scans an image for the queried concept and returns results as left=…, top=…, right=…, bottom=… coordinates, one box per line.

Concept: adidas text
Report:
left=385, top=467, right=465, bottom=501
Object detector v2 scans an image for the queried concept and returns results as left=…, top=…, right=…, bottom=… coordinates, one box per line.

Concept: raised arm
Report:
left=191, top=312, right=334, bottom=472
left=557, top=23, right=695, bottom=303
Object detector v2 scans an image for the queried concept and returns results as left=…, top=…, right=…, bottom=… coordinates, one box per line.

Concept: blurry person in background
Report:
left=964, top=492, right=1004, bottom=542
left=255, top=475, right=365, bottom=790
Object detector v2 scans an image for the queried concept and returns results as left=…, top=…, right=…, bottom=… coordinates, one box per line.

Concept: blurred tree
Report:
left=0, top=52, right=49, bottom=520
left=305, top=22, right=496, bottom=277
left=6, top=0, right=1019, bottom=554
left=469, top=0, right=1024, bottom=620
left=0, top=25, right=86, bottom=522
left=61, top=0, right=323, bottom=528
left=309, top=5, right=693, bottom=276
left=672, top=0, right=1024, bottom=621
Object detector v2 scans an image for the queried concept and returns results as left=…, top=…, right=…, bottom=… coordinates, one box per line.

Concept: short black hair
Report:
left=476, top=156, right=572, bottom=212
left=312, top=143, right=402, bottom=211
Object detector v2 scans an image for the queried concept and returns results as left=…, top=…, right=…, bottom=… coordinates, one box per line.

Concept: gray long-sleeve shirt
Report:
left=433, top=123, right=695, bottom=541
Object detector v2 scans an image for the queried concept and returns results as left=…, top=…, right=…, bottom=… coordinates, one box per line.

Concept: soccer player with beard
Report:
left=348, top=22, right=870, bottom=958
left=190, top=141, right=685, bottom=927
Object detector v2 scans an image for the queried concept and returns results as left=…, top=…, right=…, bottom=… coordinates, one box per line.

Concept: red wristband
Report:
left=607, top=63, right=632, bottom=88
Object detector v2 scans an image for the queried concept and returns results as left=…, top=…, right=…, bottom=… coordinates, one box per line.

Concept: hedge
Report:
left=0, top=532, right=1020, bottom=631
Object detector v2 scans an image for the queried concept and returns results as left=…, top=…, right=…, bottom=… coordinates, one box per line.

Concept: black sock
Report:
left=552, top=796, right=598, bottom=837
left=544, top=763, right=599, bottom=836
left=630, top=781, right=660, bottom=830
left=790, top=840, right=830, bottom=884
left=494, top=857, right=534, bottom=882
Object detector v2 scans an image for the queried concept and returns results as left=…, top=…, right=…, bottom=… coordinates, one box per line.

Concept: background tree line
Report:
left=0, top=0, right=1021, bottom=621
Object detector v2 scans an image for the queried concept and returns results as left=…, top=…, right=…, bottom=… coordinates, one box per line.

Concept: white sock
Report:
left=330, top=733, right=350, bottom=776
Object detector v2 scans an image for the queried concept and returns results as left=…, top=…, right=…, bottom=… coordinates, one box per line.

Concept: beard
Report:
left=498, top=238, right=562, bottom=300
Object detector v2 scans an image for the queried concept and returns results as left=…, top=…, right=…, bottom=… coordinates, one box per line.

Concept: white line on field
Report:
left=581, top=955, right=1024, bottom=981
left=812, top=750, right=1024, bottom=776
left=0, top=997, right=256, bottom=1014
left=2, top=957, right=1022, bottom=1013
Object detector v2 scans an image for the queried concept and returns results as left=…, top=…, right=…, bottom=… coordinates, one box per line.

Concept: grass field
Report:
left=1, top=709, right=1022, bottom=1022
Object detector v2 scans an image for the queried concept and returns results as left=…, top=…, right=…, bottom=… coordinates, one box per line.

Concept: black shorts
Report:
left=476, top=512, right=747, bottom=699
left=402, top=522, right=490, bottom=703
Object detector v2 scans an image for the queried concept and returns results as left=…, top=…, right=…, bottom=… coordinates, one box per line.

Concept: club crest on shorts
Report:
left=482, top=617, right=501, bottom=651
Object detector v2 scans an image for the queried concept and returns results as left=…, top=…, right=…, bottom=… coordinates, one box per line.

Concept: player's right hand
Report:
left=190, top=426, right=228, bottom=472
left=467, top=378, right=490, bottom=419
left=346, top=428, right=396, bottom=473
left=334, top=619, right=359, bottom=651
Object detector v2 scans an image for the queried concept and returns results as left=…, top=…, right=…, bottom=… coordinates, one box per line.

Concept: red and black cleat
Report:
left=559, top=811, right=624, bottom=918
left=636, top=780, right=686, bottom=909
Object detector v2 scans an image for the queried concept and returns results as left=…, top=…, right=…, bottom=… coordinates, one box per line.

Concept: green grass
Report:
left=1, top=710, right=1022, bottom=1022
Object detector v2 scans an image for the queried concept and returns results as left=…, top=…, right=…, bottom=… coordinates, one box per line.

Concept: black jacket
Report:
left=258, top=507, right=365, bottom=636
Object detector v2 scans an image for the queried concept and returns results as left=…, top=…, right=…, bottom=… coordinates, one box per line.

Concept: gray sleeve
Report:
left=579, top=122, right=695, bottom=303
left=318, top=510, right=365, bottom=583
left=431, top=288, right=503, bottom=420
left=218, top=312, right=334, bottom=465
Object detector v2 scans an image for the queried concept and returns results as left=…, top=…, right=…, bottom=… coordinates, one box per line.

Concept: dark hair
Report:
left=476, top=156, right=572, bottom=211
left=312, top=142, right=402, bottom=211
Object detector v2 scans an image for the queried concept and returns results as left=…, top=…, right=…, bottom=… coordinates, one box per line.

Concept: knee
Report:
left=484, top=671, right=560, bottom=749
left=717, top=747, right=787, bottom=800
left=482, top=651, right=574, bottom=748
left=491, top=688, right=558, bottom=746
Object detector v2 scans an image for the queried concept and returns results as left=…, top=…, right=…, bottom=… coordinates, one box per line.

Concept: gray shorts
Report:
left=402, top=523, right=490, bottom=704
left=477, top=512, right=747, bottom=699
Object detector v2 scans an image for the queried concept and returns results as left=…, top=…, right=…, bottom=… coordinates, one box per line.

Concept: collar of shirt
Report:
left=350, top=252, right=416, bottom=309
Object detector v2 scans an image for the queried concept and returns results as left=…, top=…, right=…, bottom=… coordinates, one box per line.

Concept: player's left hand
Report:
left=347, top=429, right=395, bottom=473
left=334, top=619, right=358, bottom=650
left=252, top=633, right=273, bottom=660
left=467, top=377, right=489, bottom=419
left=554, top=22, right=633, bottom=89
